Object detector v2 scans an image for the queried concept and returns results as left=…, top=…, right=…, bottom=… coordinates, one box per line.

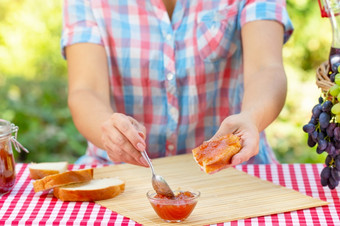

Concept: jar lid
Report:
left=0, top=119, right=28, bottom=153
left=0, top=119, right=11, bottom=138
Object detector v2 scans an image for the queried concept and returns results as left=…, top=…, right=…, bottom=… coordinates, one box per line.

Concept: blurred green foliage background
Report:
left=0, top=0, right=331, bottom=163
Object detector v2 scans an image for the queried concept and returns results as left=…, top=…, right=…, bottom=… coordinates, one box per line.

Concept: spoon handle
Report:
left=141, top=151, right=155, bottom=172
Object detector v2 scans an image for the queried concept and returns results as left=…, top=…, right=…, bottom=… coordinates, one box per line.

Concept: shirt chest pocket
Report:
left=196, top=5, right=238, bottom=62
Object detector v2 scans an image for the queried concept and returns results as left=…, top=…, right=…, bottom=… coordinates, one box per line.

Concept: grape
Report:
left=330, top=73, right=336, bottom=83
left=307, top=135, right=316, bottom=147
left=336, top=149, right=340, bottom=156
left=329, top=84, right=340, bottom=96
left=335, top=74, right=340, bottom=85
left=325, top=143, right=331, bottom=154
left=335, top=73, right=340, bottom=85
left=311, top=130, right=318, bottom=142
left=317, top=131, right=326, bottom=141
left=322, top=100, right=333, bottom=112
left=319, top=96, right=324, bottom=104
left=335, top=157, right=340, bottom=170
left=326, top=123, right=336, bottom=137
left=302, top=123, right=315, bottom=133
left=335, top=141, right=340, bottom=149
left=312, top=104, right=322, bottom=118
left=309, top=117, right=317, bottom=125
left=329, top=144, right=336, bottom=156
left=303, top=93, right=340, bottom=189
left=334, top=62, right=340, bottom=73
left=318, top=139, right=328, bottom=151
left=316, top=146, right=324, bottom=154
left=334, top=127, right=340, bottom=141
left=319, top=112, right=330, bottom=129
left=328, top=176, right=338, bottom=189
left=331, top=167, right=340, bottom=181
left=321, top=177, right=328, bottom=186
left=321, top=166, right=331, bottom=179
left=325, top=155, right=333, bottom=166
left=331, top=103, right=340, bottom=114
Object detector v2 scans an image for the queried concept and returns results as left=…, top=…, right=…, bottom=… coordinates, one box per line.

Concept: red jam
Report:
left=0, top=144, right=16, bottom=195
left=149, top=191, right=199, bottom=222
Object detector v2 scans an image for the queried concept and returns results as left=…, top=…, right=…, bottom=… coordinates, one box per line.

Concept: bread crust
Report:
left=29, top=162, right=68, bottom=180
left=33, top=168, right=93, bottom=192
left=192, top=134, right=242, bottom=174
left=53, top=182, right=125, bottom=202
left=29, top=168, right=60, bottom=180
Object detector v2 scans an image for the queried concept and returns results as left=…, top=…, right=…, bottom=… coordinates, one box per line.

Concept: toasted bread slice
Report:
left=192, top=134, right=241, bottom=174
left=29, top=162, right=68, bottom=180
left=53, top=177, right=125, bottom=201
left=33, top=168, right=93, bottom=192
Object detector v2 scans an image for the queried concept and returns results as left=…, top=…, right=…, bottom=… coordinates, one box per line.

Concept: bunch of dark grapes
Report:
left=303, top=65, right=340, bottom=190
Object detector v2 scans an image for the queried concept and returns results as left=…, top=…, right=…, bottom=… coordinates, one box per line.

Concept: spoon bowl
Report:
left=141, top=151, right=174, bottom=198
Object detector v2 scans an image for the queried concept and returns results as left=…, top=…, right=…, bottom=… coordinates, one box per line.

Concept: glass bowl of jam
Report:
left=146, top=188, right=200, bottom=223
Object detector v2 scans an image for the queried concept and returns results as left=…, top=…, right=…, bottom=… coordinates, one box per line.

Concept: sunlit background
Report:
left=0, top=0, right=331, bottom=163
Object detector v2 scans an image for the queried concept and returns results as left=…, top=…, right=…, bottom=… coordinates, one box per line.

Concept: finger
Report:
left=138, top=131, right=146, bottom=140
left=128, top=116, right=147, bottom=140
left=105, top=142, right=148, bottom=167
left=230, top=152, right=243, bottom=167
left=230, top=139, right=258, bottom=166
left=209, top=120, right=236, bottom=141
left=112, top=113, right=146, bottom=151
left=105, top=142, right=139, bottom=165
left=106, top=128, right=148, bottom=166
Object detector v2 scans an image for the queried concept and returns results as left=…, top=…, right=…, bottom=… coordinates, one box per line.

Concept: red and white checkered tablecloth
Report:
left=0, top=163, right=339, bottom=225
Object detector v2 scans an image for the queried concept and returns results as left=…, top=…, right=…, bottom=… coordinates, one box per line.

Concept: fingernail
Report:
left=138, top=131, right=145, bottom=139
left=137, top=142, right=145, bottom=151
left=140, top=156, right=148, bottom=166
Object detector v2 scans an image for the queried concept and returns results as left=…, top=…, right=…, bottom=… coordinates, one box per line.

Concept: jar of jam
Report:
left=0, top=119, right=28, bottom=195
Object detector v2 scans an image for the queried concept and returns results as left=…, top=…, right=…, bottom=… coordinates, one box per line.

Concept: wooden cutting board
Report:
left=94, top=154, right=328, bottom=225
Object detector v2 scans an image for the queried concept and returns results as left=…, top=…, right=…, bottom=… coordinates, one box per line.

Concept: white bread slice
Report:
left=53, top=177, right=125, bottom=201
left=29, top=162, right=68, bottom=180
left=33, top=168, right=93, bottom=192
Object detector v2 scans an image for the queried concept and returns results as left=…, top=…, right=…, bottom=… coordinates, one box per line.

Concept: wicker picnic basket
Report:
left=316, top=61, right=334, bottom=93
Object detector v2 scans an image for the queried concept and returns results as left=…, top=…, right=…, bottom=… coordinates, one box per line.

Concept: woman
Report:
left=61, top=0, right=293, bottom=167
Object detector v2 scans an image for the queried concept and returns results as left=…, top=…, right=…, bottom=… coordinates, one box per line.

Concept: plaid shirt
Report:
left=62, top=0, right=293, bottom=164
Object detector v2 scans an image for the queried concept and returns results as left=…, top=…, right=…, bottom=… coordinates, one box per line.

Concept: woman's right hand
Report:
left=101, top=113, right=148, bottom=167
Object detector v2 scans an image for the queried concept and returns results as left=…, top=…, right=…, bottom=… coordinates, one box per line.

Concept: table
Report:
left=0, top=163, right=339, bottom=225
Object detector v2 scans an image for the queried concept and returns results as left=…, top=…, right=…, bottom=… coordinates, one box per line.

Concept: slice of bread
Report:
left=33, top=168, right=93, bottom=192
left=53, top=177, right=125, bottom=201
left=29, top=162, right=68, bottom=180
left=192, top=134, right=242, bottom=174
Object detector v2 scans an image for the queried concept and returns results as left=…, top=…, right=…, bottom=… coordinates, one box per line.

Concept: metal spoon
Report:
left=141, top=151, right=175, bottom=198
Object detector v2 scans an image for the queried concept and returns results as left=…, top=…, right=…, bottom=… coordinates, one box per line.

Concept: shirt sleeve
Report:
left=61, top=0, right=103, bottom=58
left=240, top=0, right=293, bottom=43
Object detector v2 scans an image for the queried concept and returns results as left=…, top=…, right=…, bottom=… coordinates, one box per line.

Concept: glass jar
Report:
left=0, top=119, right=28, bottom=195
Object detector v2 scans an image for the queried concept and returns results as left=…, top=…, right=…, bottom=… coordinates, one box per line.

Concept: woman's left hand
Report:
left=210, top=112, right=260, bottom=167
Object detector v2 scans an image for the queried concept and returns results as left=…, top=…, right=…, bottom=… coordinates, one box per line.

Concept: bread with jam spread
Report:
left=192, top=134, right=242, bottom=174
